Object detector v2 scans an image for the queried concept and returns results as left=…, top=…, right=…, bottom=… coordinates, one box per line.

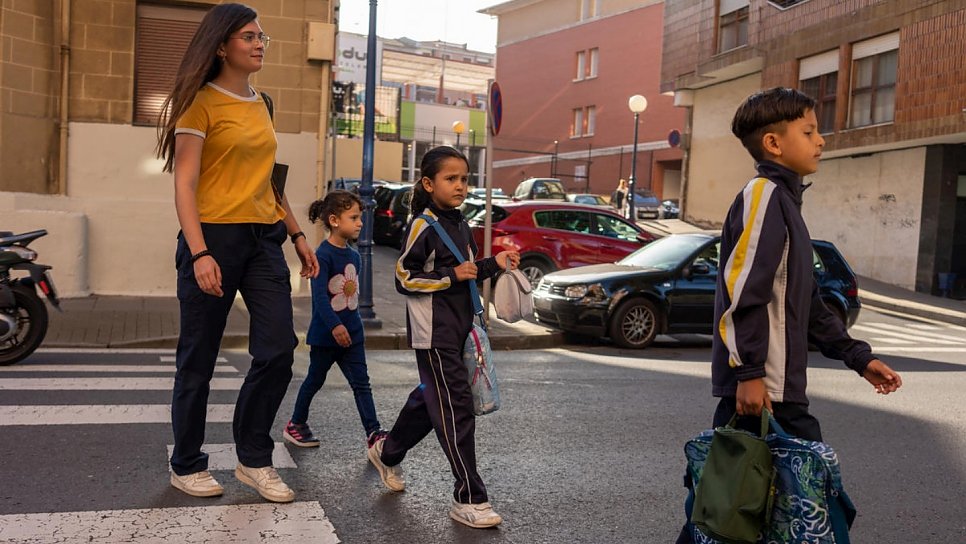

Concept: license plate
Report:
left=40, top=271, right=60, bottom=307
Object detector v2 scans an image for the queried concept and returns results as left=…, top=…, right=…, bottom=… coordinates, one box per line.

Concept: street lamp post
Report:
left=627, top=94, right=648, bottom=222
left=358, top=0, right=380, bottom=327
left=452, top=120, right=465, bottom=148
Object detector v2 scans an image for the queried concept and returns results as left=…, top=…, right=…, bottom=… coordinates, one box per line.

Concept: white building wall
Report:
left=684, top=74, right=762, bottom=226
left=803, top=147, right=926, bottom=289
left=3, top=123, right=321, bottom=296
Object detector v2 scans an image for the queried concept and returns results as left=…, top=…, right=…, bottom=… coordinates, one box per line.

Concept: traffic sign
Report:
left=668, top=129, right=681, bottom=148
left=488, top=81, right=503, bottom=137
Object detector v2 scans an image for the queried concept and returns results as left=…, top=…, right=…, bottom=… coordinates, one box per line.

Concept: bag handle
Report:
left=726, top=408, right=788, bottom=438
left=417, top=214, right=485, bottom=320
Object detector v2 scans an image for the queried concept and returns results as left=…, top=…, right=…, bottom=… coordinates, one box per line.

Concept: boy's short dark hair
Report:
left=731, top=87, right=817, bottom=162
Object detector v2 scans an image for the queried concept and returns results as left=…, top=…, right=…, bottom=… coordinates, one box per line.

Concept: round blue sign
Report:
left=668, top=129, right=681, bottom=148
left=489, top=82, right=503, bottom=137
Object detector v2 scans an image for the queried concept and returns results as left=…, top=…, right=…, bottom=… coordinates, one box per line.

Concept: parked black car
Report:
left=328, top=177, right=389, bottom=193
left=533, top=232, right=860, bottom=348
left=372, top=183, right=413, bottom=248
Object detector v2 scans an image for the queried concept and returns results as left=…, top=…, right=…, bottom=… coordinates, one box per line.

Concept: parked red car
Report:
left=464, top=200, right=655, bottom=286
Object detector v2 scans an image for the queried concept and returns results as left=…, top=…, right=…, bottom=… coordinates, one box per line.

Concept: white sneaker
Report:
left=366, top=435, right=405, bottom=492
left=235, top=464, right=295, bottom=503
left=170, top=470, right=223, bottom=498
left=449, top=500, right=503, bottom=528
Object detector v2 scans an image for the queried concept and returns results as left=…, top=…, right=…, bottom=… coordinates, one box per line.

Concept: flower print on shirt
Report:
left=329, top=263, right=359, bottom=311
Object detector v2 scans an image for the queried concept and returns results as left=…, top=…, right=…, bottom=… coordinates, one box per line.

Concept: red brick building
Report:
left=661, top=0, right=965, bottom=294
left=482, top=0, right=684, bottom=200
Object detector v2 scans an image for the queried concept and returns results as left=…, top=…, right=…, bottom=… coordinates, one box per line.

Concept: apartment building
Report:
left=661, top=0, right=965, bottom=293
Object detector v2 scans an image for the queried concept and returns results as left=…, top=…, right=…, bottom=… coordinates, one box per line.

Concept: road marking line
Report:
left=36, top=348, right=177, bottom=355
left=868, top=337, right=915, bottom=345
left=857, top=322, right=966, bottom=343
left=0, top=404, right=235, bottom=426
left=862, top=305, right=966, bottom=331
left=0, top=377, right=244, bottom=390
left=159, top=356, right=228, bottom=363
left=0, top=365, right=237, bottom=373
left=867, top=346, right=966, bottom=353
left=0, top=501, right=339, bottom=543
left=166, top=442, right=296, bottom=470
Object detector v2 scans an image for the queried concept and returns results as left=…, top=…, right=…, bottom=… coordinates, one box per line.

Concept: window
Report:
left=594, top=214, right=640, bottom=242
left=850, top=33, right=899, bottom=128
left=588, top=48, right=599, bottom=78
left=534, top=210, right=593, bottom=234
left=134, top=4, right=209, bottom=125
left=717, top=0, right=749, bottom=53
left=585, top=106, right=596, bottom=136
left=571, top=108, right=584, bottom=138
left=580, top=0, right=598, bottom=20
left=575, top=50, right=586, bottom=81
left=768, top=0, right=808, bottom=7
left=799, top=49, right=840, bottom=133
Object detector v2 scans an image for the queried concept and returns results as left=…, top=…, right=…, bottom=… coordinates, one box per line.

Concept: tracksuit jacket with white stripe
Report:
left=395, top=204, right=500, bottom=349
left=711, top=161, right=876, bottom=405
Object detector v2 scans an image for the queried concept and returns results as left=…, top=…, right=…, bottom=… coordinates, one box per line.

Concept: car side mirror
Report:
left=690, top=262, right=711, bottom=276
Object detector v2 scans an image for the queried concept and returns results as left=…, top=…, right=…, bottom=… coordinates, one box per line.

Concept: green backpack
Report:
left=691, top=410, right=776, bottom=544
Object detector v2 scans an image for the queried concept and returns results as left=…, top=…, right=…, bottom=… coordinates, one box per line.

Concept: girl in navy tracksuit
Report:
left=366, top=146, right=519, bottom=529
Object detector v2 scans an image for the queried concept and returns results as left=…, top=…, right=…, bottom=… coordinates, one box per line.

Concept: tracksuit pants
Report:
left=380, top=347, right=488, bottom=504
left=170, top=221, right=297, bottom=476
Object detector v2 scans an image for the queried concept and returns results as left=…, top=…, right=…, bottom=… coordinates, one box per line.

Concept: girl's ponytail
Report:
left=409, top=182, right=431, bottom=218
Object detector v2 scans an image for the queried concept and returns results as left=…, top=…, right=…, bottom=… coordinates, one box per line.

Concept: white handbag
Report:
left=493, top=269, right=534, bottom=323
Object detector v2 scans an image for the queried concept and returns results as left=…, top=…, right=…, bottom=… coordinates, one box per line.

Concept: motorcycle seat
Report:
left=0, top=230, right=48, bottom=247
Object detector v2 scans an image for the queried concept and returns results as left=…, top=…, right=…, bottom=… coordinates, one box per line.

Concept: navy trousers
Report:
left=290, top=344, right=381, bottom=437
left=381, top=348, right=488, bottom=504
left=170, top=221, right=297, bottom=476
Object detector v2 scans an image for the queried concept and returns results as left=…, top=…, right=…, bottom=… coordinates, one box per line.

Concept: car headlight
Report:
left=563, top=285, right=587, bottom=298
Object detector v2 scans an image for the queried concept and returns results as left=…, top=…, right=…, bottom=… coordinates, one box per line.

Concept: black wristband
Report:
left=190, top=249, right=212, bottom=264
left=290, top=231, right=305, bottom=244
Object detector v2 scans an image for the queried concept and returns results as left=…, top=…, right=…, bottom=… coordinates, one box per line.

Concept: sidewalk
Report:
left=43, top=245, right=565, bottom=350
left=41, top=262, right=965, bottom=351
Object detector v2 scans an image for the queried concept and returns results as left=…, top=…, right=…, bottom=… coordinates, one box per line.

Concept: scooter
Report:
left=0, top=229, right=60, bottom=365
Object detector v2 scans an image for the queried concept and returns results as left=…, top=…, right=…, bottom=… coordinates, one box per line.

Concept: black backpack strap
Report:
left=260, top=91, right=274, bottom=121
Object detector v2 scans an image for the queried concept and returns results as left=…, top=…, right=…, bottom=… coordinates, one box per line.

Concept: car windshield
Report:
left=632, top=191, right=660, bottom=205
left=618, top=235, right=710, bottom=270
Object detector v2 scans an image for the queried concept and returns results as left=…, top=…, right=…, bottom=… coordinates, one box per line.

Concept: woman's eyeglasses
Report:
left=231, top=32, right=270, bottom=48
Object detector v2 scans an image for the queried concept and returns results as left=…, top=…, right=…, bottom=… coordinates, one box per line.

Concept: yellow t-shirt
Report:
left=175, top=83, right=285, bottom=224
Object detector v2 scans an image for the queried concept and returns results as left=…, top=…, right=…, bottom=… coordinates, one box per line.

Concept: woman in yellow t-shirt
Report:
left=156, top=3, right=318, bottom=504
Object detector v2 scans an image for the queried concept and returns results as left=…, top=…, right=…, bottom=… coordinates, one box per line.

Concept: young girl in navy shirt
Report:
left=367, top=146, right=520, bottom=529
left=283, top=191, right=386, bottom=452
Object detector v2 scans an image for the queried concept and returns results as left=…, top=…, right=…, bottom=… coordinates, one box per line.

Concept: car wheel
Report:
left=609, top=298, right=659, bottom=349
left=519, top=258, right=552, bottom=288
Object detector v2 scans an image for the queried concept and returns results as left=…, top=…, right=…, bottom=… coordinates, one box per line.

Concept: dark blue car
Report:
left=533, top=232, right=860, bottom=349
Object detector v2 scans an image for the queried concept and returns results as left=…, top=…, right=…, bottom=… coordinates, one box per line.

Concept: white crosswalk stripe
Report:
left=0, top=349, right=336, bottom=541
left=853, top=321, right=966, bottom=353
left=0, top=501, right=339, bottom=543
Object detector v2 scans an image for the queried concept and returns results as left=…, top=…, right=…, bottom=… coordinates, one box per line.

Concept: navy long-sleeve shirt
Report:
left=306, top=240, right=364, bottom=347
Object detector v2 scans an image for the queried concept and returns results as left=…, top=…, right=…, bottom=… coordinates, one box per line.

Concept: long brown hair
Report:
left=155, top=3, right=258, bottom=173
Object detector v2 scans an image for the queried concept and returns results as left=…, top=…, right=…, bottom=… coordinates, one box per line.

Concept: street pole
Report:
left=628, top=111, right=639, bottom=221
left=358, top=0, right=380, bottom=327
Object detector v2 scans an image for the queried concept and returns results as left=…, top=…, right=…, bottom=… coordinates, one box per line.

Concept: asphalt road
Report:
left=0, top=307, right=963, bottom=543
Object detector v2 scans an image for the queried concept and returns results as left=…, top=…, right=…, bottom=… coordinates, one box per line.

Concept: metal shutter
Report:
left=133, top=5, right=208, bottom=126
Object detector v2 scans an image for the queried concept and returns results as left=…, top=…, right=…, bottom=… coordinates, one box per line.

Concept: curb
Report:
left=43, top=332, right=567, bottom=351
left=859, top=292, right=966, bottom=327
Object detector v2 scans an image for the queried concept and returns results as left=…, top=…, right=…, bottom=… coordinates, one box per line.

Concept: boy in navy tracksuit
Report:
left=366, top=146, right=518, bottom=529
left=677, top=87, right=903, bottom=543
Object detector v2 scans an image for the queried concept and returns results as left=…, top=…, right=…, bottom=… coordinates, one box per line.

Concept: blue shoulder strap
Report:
left=417, top=214, right=484, bottom=318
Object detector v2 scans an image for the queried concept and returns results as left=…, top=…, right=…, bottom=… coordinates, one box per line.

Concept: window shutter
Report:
left=852, top=32, right=900, bottom=60
left=800, top=49, right=839, bottom=80
left=720, top=0, right=749, bottom=16
left=133, top=5, right=208, bottom=126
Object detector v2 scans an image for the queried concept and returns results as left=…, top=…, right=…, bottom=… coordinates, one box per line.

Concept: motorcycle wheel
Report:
left=0, top=283, right=49, bottom=366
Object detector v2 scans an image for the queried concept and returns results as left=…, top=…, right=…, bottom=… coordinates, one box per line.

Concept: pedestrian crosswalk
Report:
left=0, top=349, right=341, bottom=543
left=851, top=320, right=966, bottom=353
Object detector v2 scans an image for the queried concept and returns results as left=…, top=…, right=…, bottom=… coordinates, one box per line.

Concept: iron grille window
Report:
left=133, top=4, right=209, bottom=126
left=768, top=0, right=808, bottom=8
left=800, top=72, right=837, bottom=133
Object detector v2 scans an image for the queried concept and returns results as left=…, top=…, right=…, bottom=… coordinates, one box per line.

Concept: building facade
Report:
left=661, top=0, right=966, bottom=293
left=1, top=0, right=340, bottom=295
left=482, top=0, right=684, bottom=199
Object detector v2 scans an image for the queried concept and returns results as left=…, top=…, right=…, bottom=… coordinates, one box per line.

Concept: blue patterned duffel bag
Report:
left=682, top=421, right=857, bottom=544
